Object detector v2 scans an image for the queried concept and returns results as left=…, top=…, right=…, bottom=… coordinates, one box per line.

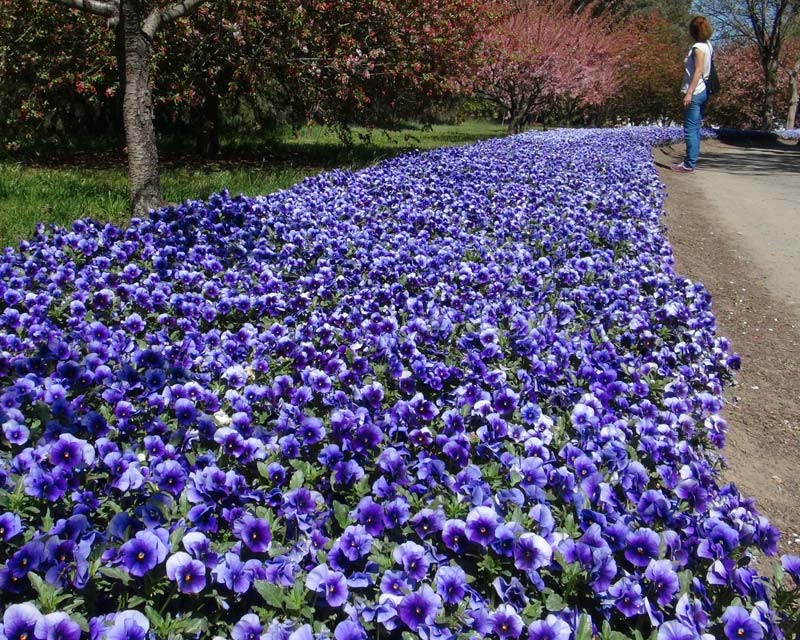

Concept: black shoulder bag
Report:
left=705, top=45, right=720, bottom=97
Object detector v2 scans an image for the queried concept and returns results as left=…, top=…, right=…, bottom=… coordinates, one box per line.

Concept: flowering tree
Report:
left=248, top=0, right=486, bottom=135
left=1, top=1, right=486, bottom=186
left=698, top=0, right=800, bottom=129
left=33, top=0, right=207, bottom=217
left=474, top=0, right=622, bottom=132
left=0, top=1, right=117, bottom=147
left=607, top=12, right=685, bottom=124
left=705, top=42, right=794, bottom=128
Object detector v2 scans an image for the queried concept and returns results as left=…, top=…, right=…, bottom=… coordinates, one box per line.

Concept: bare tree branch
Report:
left=47, top=0, right=118, bottom=18
left=143, top=0, right=206, bottom=38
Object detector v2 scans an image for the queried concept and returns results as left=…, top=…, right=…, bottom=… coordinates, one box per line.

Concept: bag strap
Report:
left=692, top=40, right=714, bottom=82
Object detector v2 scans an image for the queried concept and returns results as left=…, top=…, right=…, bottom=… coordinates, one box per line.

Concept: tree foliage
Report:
left=606, top=11, right=685, bottom=124
left=0, top=0, right=117, bottom=149
left=706, top=40, right=796, bottom=127
left=474, top=0, right=622, bottom=132
left=249, top=0, right=486, bottom=135
left=696, top=0, right=800, bottom=128
left=0, top=0, right=487, bottom=154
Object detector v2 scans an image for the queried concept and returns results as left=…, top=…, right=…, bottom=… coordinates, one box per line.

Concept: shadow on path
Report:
left=700, top=145, right=800, bottom=176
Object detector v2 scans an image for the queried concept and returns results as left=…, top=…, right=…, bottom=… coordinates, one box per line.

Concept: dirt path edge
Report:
left=655, top=141, right=800, bottom=558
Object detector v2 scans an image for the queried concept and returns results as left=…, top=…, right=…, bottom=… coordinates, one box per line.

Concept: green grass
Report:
left=0, top=120, right=509, bottom=248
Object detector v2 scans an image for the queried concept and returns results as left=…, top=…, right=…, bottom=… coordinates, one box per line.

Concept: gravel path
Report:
left=655, top=138, right=800, bottom=557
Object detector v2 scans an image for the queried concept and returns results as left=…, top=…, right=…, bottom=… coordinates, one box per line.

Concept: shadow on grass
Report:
left=3, top=122, right=508, bottom=173
left=0, top=120, right=510, bottom=247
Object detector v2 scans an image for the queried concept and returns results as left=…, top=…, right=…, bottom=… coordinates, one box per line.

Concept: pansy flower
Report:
left=334, top=620, right=367, bottom=640
left=721, top=606, right=763, bottom=640
left=645, top=559, right=680, bottom=607
left=656, top=621, right=696, bottom=640
left=392, top=541, right=429, bottom=582
left=165, top=551, right=206, bottom=594
left=609, top=577, right=644, bottom=617
left=396, top=585, right=442, bottom=631
left=514, top=533, right=552, bottom=572
left=231, top=613, right=262, bottom=640
left=0, top=511, right=23, bottom=541
left=305, top=563, right=349, bottom=607
left=465, top=506, right=499, bottom=547
left=2, top=603, right=43, bottom=640
left=119, top=529, right=168, bottom=577
left=435, top=565, right=467, bottom=605
left=410, top=508, right=445, bottom=539
left=527, top=614, right=571, bottom=640
left=491, top=604, right=524, bottom=639
left=781, top=554, right=800, bottom=583
left=104, top=610, right=150, bottom=640
left=34, top=612, right=82, bottom=640
left=624, top=528, right=660, bottom=567
left=235, top=514, right=272, bottom=553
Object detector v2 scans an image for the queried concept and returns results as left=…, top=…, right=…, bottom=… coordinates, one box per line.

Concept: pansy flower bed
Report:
left=1, top=127, right=798, bottom=640
left=776, top=129, right=800, bottom=140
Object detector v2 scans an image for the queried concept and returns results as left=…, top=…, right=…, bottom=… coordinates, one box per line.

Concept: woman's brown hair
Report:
left=689, top=16, right=713, bottom=42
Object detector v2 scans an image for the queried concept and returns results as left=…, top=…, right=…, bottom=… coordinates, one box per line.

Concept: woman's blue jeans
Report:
left=683, top=89, right=708, bottom=168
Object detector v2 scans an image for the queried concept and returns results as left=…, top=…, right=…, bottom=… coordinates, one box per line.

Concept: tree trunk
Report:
left=762, top=61, right=779, bottom=131
left=787, top=58, right=800, bottom=131
left=122, top=0, right=163, bottom=217
left=195, top=91, right=221, bottom=158
left=114, top=19, right=127, bottom=144
left=507, top=113, right=524, bottom=134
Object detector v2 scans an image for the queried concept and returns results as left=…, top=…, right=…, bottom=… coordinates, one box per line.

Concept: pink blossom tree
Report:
left=705, top=42, right=795, bottom=129
left=474, top=0, right=622, bottom=132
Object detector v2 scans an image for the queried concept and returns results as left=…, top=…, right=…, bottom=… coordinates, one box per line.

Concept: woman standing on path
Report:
left=673, top=16, right=713, bottom=173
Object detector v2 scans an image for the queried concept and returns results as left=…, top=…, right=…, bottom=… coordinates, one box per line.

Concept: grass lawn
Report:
left=0, top=120, right=509, bottom=248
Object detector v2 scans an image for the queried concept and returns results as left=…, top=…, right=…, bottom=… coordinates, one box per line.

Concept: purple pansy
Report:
left=781, top=554, right=800, bottom=582
left=442, top=519, right=468, bottom=553
left=392, top=541, right=429, bottom=582
left=0, top=512, right=23, bottom=541
left=645, top=559, right=680, bottom=607
left=609, top=577, right=644, bottom=617
left=625, top=528, right=661, bottom=567
left=514, top=533, right=551, bottom=572
left=410, top=508, right=445, bottom=539
left=435, top=565, right=467, bottom=605
left=119, top=529, right=168, bottom=577
left=491, top=604, right=524, bottom=639
left=526, top=615, right=571, bottom=640
left=2, top=420, right=29, bottom=445
left=338, top=525, right=373, bottom=561
left=0, top=125, right=786, bottom=639
left=231, top=613, right=262, bottom=640
left=165, top=551, right=206, bottom=594
left=2, top=604, right=43, bottom=640
left=721, top=606, right=763, bottom=640
left=105, top=610, right=150, bottom=640
left=657, top=621, right=696, bottom=640
left=396, top=585, right=442, bottom=631
left=465, top=506, right=499, bottom=547
left=334, top=620, right=367, bottom=640
left=235, top=513, right=272, bottom=553
left=305, top=563, right=349, bottom=607
left=34, top=612, right=82, bottom=640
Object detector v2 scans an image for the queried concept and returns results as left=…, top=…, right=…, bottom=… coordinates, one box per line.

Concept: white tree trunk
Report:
left=787, top=58, right=800, bottom=131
